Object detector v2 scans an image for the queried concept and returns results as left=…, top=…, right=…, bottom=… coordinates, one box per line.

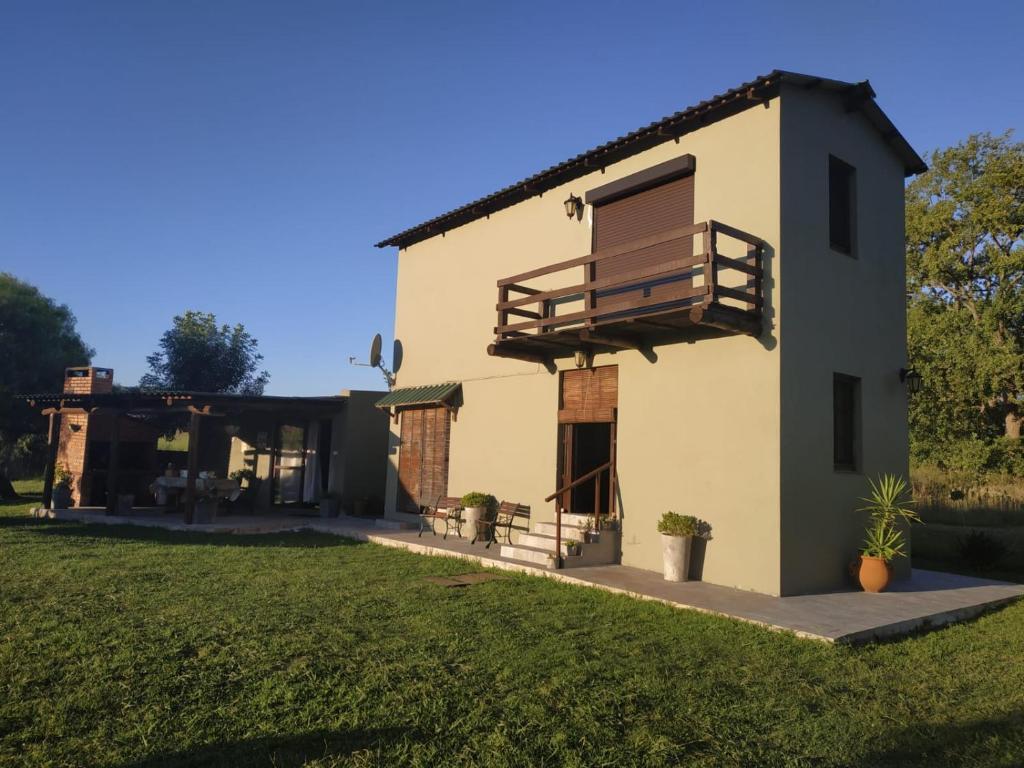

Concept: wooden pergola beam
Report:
left=105, top=414, right=120, bottom=515
left=187, top=405, right=225, bottom=417
left=184, top=410, right=201, bottom=524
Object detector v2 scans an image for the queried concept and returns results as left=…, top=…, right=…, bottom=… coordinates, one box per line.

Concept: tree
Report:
left=906, top=132, right=1024, bottom=472
left=0, top=273, right=93, bottom=497
left=140, top=311, right=270, bottom=395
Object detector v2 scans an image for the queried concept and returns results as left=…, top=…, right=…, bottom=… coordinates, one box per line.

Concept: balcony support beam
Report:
left=576, top=329, right=641, bottom=350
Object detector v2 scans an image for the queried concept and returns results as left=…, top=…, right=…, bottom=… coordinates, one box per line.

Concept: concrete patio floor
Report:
left=33, top=507, right=1024, bottom=644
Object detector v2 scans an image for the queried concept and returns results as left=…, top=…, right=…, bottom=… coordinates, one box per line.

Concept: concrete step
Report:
left=517, top=531, right=561, bottom=550
left=532, top=521, right=588, bottom=538
left=503, top=530, right=621, bottom=569
left=559, top=512, right=599, bottom=528
left=500, top=543, right=557, bottom=568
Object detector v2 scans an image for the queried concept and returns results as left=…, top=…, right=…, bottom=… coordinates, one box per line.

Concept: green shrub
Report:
left=657, top=512, right=698, bottom=537
left=53, top=464, right=72, bottom=490
left=461, top=492, right=497, bottom=512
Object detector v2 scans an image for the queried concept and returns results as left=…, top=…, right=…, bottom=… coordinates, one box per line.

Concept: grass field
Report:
left=2, top=481, right=1024, bottom=767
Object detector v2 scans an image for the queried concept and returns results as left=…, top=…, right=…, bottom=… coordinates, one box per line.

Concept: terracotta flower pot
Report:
left=858, top=555, right=892, bottom=593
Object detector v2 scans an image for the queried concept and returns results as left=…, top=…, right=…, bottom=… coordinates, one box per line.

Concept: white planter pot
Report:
left=661, top=533, right=693, bottom=582
left=461, top=505, right=488, bottom=538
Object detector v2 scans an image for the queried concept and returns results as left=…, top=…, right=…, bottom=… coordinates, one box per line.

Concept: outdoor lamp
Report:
left=564, top=194, right=583, bottom=221
left=574, top=349, right=589, bottom=369
left=900, top=367, right=923, bottom=394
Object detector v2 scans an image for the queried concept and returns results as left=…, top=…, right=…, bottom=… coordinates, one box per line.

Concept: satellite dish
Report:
left=369, top=333, right=383, bottom=369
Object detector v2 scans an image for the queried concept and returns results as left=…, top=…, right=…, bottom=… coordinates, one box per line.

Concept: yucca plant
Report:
left=862, top=519, right=906, bottom=560
left=857, top=474, right=921, bottom=561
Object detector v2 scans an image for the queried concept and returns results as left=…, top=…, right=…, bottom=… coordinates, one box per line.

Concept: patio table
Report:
left=151, top=476, right=240, bottom=507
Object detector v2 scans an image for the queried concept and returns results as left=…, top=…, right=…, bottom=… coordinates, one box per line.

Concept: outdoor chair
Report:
left=472, top=501, right=530, bottom=548
left=418, top=495, right=464, bottom=539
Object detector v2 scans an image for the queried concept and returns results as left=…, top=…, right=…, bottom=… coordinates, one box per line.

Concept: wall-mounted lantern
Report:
left=563, top=194, right=583, bottom=221
left=899, top=367, right=923, bottom=394
left=574, top=349, right=591, bottom=369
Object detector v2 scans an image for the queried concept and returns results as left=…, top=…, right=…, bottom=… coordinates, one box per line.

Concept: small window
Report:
left=833, top=373, right=860, bottom=471
left=829, top=155, right=855, bottom=255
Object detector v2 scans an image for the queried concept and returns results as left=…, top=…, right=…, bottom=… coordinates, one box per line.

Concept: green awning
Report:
left=375, top=382, right=461, bottom=410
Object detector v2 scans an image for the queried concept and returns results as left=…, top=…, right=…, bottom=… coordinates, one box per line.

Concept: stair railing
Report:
left=544, top=460, right=613, bottom=569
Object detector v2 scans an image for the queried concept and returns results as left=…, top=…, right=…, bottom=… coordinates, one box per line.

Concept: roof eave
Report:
left=376, top=70, right=926, bottom=250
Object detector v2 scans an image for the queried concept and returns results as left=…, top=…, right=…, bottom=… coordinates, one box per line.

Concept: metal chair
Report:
left=418, top=495, right=464, bottom=539
left=473, top=501, right=530, bottom=548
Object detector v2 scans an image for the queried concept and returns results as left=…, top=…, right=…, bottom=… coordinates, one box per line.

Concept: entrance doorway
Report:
left=557, top=366, right=617, bottom=518
left=558, top=421, right=614, bottom=516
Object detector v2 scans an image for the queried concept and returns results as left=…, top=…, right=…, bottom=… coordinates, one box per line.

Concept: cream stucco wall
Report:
left=777, top=84, right=910, bottom=595
left=386, top=99, right=784, bottom=594
left=384, top=86, right=912, bottom=596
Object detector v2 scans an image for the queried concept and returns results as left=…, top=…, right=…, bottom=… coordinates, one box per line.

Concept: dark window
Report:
left=829, top=155, right=855, bottom=255
left=833, top=373, right=860, bottom=471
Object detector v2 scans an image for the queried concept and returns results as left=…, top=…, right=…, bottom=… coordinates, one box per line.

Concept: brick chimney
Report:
left=63, top=367, right=114, bottom=395
left=57, top=367, right=114, bottom=506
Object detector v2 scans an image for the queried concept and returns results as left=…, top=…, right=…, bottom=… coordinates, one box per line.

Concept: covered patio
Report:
left=25, top=367, right=388, bottom=524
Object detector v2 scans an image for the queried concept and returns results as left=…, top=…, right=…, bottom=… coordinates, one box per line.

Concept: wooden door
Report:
left=398, top=406, right=451, bottom=512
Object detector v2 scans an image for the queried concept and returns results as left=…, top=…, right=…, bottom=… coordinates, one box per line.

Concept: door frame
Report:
left=556, top=415, right=617, bottom=518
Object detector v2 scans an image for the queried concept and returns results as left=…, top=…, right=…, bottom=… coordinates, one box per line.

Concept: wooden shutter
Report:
left=592, top=175, right=694, bottom=308
left=559, top=366, right=618, bottom=423
left=398, top=406, right=451, bottom=511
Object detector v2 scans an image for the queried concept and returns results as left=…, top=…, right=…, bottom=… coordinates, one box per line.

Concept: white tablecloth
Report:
left=151, top=476, right=241, bottom=505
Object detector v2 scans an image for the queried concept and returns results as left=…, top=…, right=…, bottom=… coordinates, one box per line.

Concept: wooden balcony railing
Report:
left=488, top=220, right=765, bottom=362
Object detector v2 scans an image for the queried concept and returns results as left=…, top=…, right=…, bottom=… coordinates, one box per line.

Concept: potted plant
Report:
left=564, top=538, right=581, bottom=556
left=461, top=492, right=498, bottom=540
left=658, top=511, right=699, bottom=582
left=854, top=474, right=921, bottom=593
left=192, top=486, right=220, bottom=524
left=576, top=517, right=599, bottom=543
left=319, top=492, right=340, bottom=518
left=51, top=464, right=73, bottom=509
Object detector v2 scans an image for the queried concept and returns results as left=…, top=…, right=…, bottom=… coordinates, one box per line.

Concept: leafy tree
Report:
left=0, top=273, right=93, bottom=497
left=140, top=311, right=270, bottom=395
left=906, top=132, right=1024, bottom=472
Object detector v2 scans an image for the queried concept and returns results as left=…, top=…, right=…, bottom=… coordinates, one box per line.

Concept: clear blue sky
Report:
left=3, top=0, right=1022, bottom=394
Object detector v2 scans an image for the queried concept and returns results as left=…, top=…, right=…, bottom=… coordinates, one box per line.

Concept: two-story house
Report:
left=374, top=71, right=926, bottom=596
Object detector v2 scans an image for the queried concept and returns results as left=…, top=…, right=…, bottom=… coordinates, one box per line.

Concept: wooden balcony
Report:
left=488, top=220, right=765, bottom=363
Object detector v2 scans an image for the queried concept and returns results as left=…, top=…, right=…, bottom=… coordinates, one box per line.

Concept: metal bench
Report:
left=473, top=501, right=530, bottom=548
left=419, top=495, right=464, bottom=539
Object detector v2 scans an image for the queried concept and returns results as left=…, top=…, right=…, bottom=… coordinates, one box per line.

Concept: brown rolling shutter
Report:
left=559, top=366, right=618, bottom=423
left=592, top=174, right=694, bottom=308
left=398, top=406, right=451, bottom=511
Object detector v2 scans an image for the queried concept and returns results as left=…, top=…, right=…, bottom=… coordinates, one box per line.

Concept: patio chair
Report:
left=472, top=501, right=530, bottom=548
left=418, top=495, right=464, bottom=539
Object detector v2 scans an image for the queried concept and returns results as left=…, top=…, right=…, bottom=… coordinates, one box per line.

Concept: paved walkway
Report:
left=34, top=507, right=1024, bottom=644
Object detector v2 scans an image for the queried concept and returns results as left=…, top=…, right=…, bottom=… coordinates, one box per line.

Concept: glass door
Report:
left=272, top=423, right=306, bottom=506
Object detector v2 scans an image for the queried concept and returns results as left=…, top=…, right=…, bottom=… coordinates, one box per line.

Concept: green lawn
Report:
left=2, top=482, right=1024, bottom=767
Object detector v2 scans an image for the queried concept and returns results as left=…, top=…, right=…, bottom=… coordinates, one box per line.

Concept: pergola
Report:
left=24, top=390, right=346, bottom=523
